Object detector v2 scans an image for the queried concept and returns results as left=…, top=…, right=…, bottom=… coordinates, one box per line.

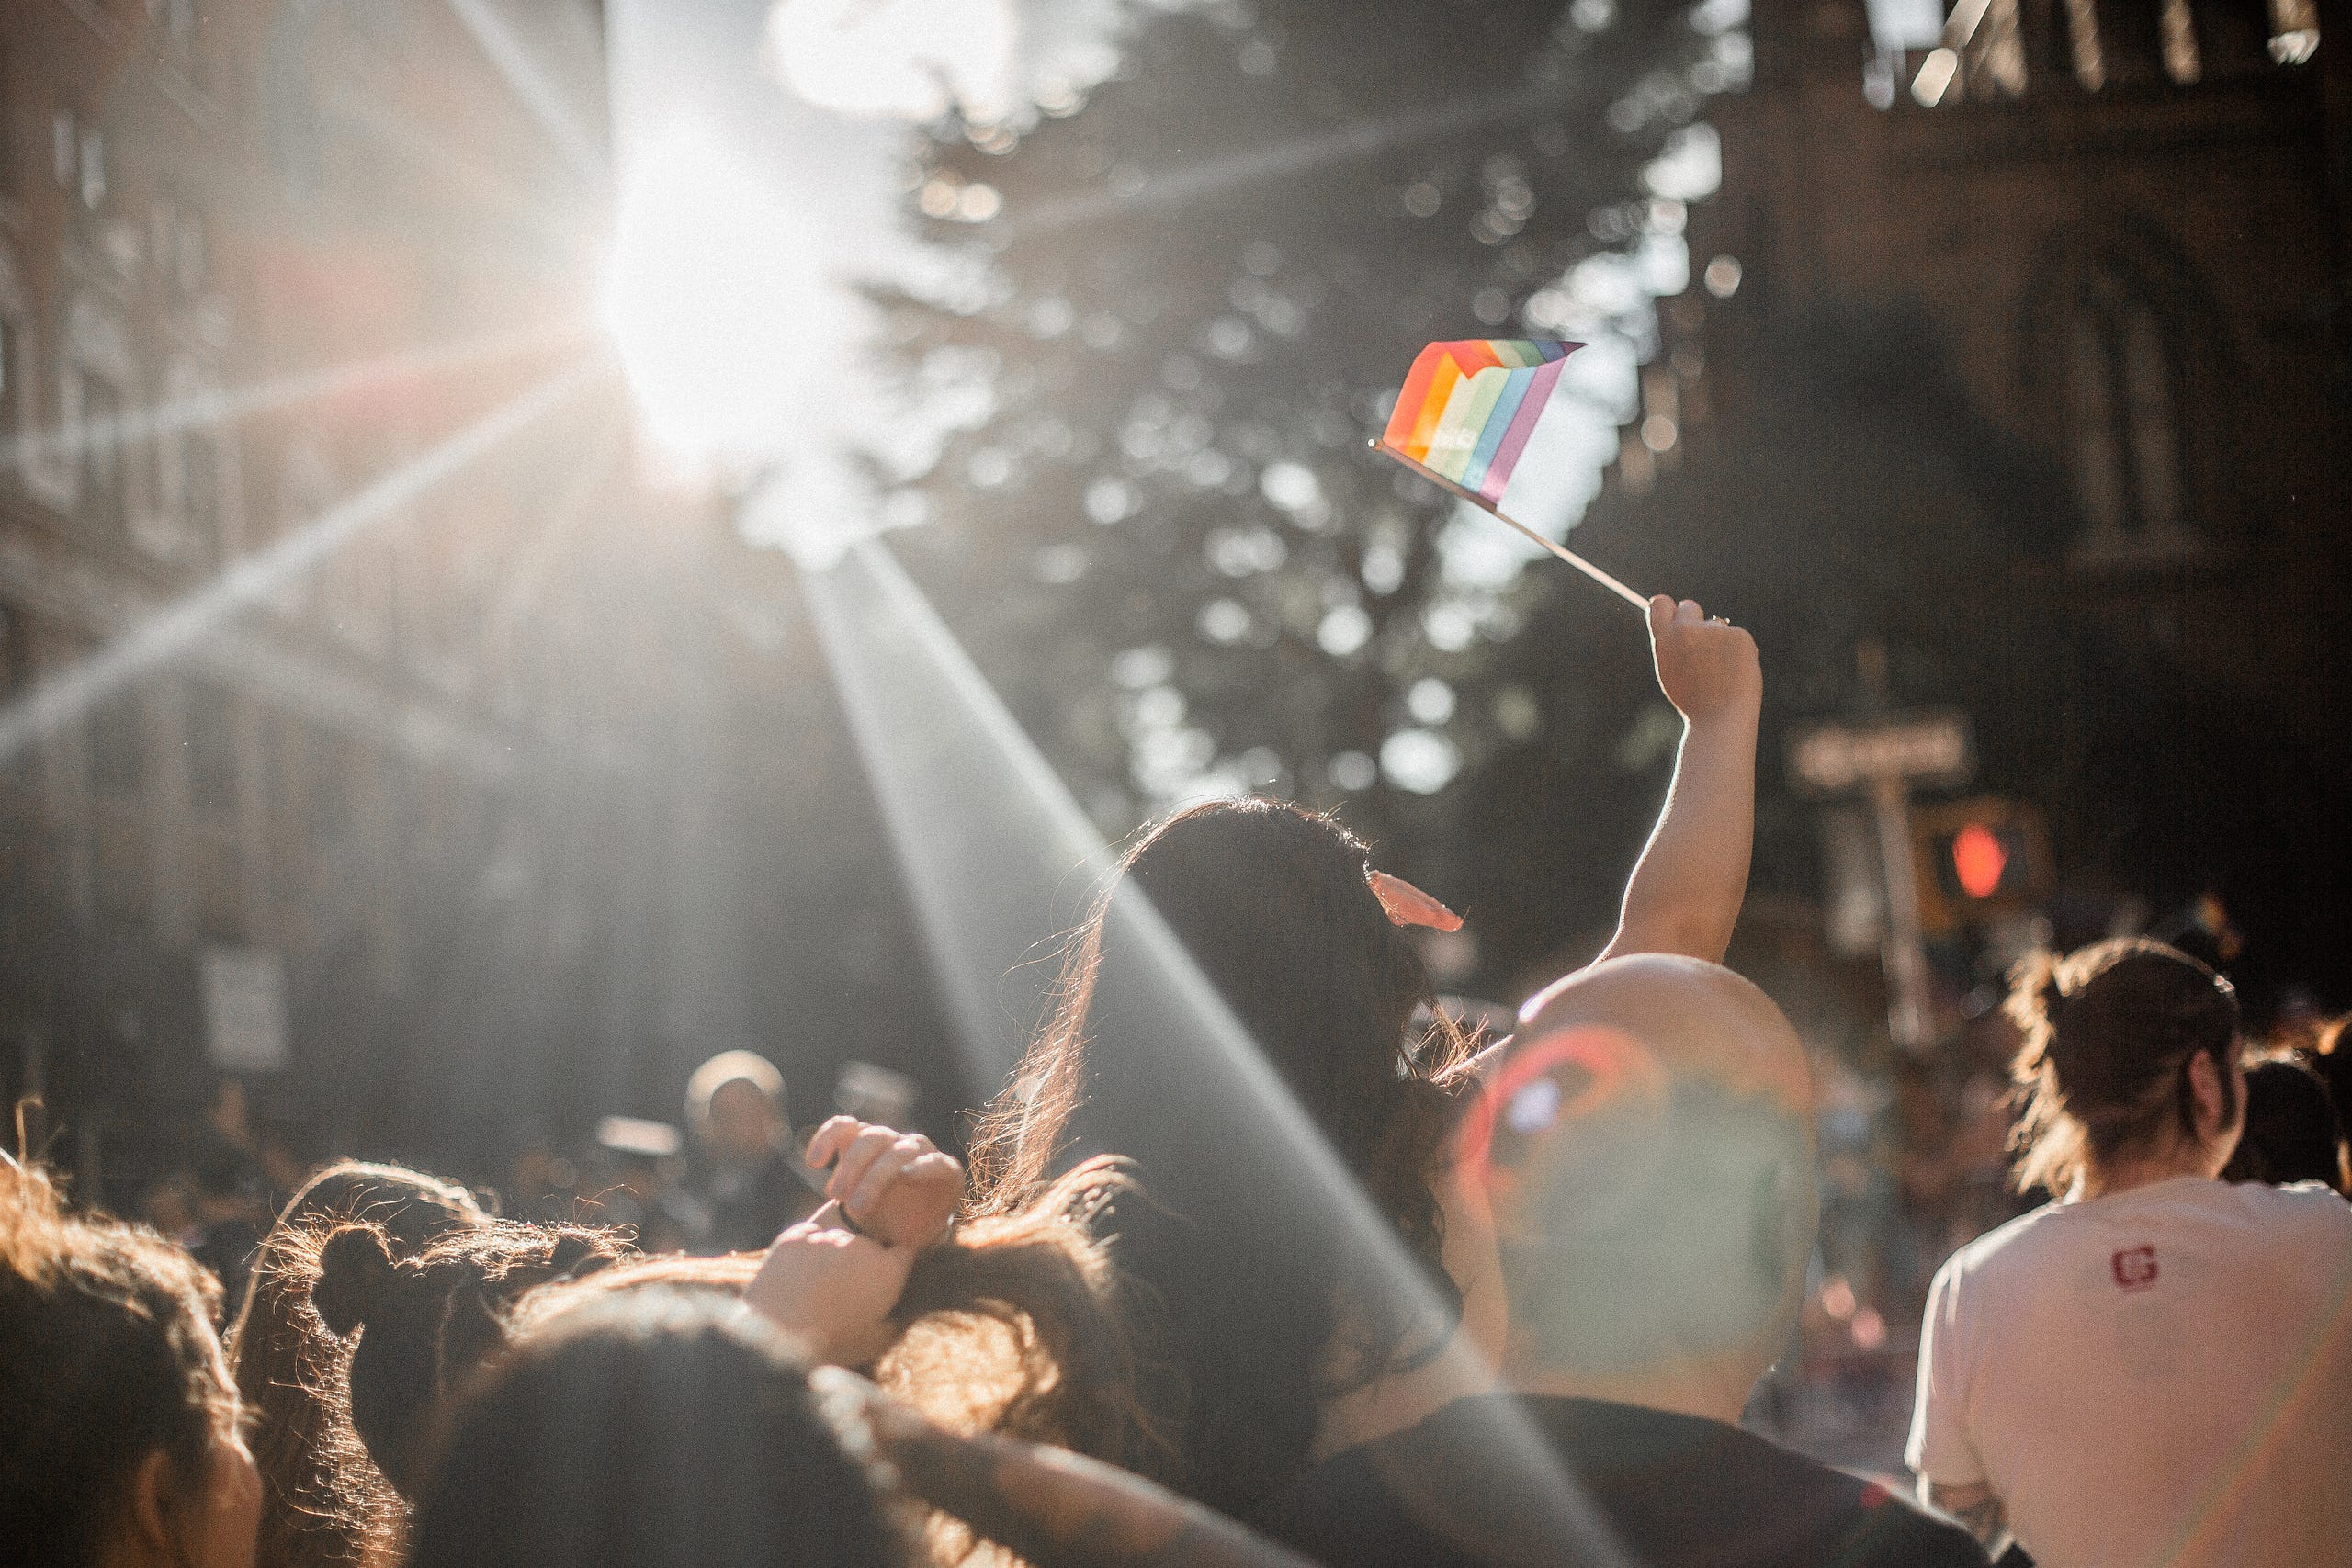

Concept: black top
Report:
left=1256, top=1394, right=1987, bottom=1568
left=702, top=1148, right=821, bottom=1254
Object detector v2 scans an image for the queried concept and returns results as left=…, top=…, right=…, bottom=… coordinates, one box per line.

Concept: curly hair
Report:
left=308, top=1218, right=635, bottom=1501
left=225, top=1162, right=489, bottom=1568
left=964, top=797, right=1477, bottom=1514
left=2007, top=937, right=2244, bottom=1197
left=1, top=1156, right=239, bottom=1564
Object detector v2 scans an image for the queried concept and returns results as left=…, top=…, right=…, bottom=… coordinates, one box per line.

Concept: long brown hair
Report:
left=2007, top=937, right=2244, bottom=1196
left=225, top=1162, right=488, bottom=1568
left=964, top=797, right=1477, bottom=1513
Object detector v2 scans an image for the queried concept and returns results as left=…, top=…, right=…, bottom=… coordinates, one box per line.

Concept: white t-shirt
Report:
left=1907, top=1176, right=2352, bottom=1568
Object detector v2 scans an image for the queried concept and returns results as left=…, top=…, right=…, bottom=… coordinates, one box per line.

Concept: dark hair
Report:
left=406, top=1286, right=910, bottom=1568
left=2007, top=938, right=2244, bottom=1196
left=226, top=1162, right=488, bottom=1568
left=0, top=1157, right=238, bottom=1564
left=2313, top=1017, right=2352, bottom=1151
left=2221, top=1055, right=2349, bottom=1194
left=310, top=1217, right=632, bottom=1499
left=965, top=797, right=1476, bottom=1513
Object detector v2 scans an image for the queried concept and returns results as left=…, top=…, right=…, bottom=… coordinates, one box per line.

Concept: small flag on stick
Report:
left=1370, top=338, right=1648, bottom=612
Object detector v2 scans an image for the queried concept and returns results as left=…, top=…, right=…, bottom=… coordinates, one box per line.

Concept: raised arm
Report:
left=819, top=1369, right=1323, bottom=1568
left=1593, top=596, right=1760, bottom=967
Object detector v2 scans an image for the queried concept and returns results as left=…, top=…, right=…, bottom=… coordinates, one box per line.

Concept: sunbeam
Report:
left=447, top=0, right=609, bottom=184
left=0, top=361, right=604, bottom=771
left=481, top=409, right=624, bottom=644
left=796, top=534, right=1634, bottom=1568
left=0, top=319, right=588, bottom=478
left=1004, top=79, right=1599, bottom=236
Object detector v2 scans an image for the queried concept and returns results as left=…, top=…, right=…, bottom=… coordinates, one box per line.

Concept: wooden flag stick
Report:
left=1369, top=439, right=1648, bottom=613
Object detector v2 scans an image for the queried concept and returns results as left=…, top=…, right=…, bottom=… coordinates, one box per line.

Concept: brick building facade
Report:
left=0, top=1, right=934, bottom=1199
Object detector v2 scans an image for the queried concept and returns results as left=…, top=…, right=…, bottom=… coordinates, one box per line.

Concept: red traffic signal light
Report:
left=1912, top=798, right=2052, bottom=930
left=1951, top=821, right=2010, bottom=899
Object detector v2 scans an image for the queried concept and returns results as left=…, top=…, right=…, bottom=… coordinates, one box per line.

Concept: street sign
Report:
left=201, top=947, right=288, bottom=1073
left=1786, top=710, right=1974, bottom=798
left=1789, top=706, right=1975, bottom=1054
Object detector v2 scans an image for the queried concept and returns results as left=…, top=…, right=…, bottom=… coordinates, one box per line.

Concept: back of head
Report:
left=0, top=1156, right=237, bottom=1563
left=1478, top=956, right=1817, bottom=1395
left=686, top=1050, right=789, bottom=1153
left=405, top=1286, right=905, bottom=1568
left=2007, top=938, right=2243, bottom=1196
left=227, top=1162, right=488, bottom=1568
left=967, top=797, right=1474, bottom=1511
left=308, top=1216, right=633, bottom=1499
left=2221, top=1055, right=2349, bottom=1193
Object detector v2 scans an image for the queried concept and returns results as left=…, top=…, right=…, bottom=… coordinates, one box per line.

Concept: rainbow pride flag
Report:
left=1378, top=339, right=1580, bottom=506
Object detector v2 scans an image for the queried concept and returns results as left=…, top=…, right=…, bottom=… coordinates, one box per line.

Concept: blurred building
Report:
left=1556, top=0, right=2350, bottom=1005
left=0, top=1, right=940, bottom=1201
left=1711, top=0, right=2346, bottom=688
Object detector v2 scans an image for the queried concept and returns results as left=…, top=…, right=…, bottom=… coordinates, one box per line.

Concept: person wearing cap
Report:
left=1258, top=954, right=1985, bottom=1568
left=685, top=1050, right=821, bottom=1254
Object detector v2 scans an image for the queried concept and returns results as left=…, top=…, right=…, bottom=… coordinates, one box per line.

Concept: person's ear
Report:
left=124, top=1448, right=180, bottom=1565
left=1369, top=870, right=1463, bottom=932
left=2188, top=1050, right=2236, bottom=1147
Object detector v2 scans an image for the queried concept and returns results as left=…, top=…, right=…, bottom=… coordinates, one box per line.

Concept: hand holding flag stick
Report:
left=1372, top=338, right=1650, bottom=613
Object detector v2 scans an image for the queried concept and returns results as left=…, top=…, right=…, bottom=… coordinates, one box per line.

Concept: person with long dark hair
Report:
left=1907, top=939, right=2352, bottom=1567
left=959, top=596, right=1761, bottom=1514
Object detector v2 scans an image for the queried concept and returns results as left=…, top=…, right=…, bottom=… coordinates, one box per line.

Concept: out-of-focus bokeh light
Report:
left=601, top=121, right=823, bottom=461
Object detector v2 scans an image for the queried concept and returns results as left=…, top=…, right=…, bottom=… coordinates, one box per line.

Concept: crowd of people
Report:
left=6, top=597, right=2349, bottom=1568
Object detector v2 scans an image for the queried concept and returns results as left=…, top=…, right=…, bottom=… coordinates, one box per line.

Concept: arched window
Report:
left=2064, top=265, right=2192, bottom=558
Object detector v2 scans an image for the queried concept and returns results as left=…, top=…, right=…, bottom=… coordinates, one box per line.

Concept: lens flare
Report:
left=795, top=536, right=1633, bottom=1565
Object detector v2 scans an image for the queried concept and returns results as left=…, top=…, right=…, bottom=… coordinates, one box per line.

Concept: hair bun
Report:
left=312, top=1224, right=398, bottom=1337
left=547, top=1230, right=616, bottom=1280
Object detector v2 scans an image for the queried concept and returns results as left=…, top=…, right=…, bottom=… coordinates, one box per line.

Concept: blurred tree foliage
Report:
left=870, top=0, right=1745, bottom=866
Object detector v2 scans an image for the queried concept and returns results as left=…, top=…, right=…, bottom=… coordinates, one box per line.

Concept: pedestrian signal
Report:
left=1912, top=798, right=2051, bottom=931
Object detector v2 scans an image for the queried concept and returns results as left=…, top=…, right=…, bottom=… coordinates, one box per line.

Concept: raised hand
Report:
left=1648, top=595, right=1760, bottom=728
left=744, top=1207, right=910, bottom=1368
left=805, top=1116, right=964, bottom=1249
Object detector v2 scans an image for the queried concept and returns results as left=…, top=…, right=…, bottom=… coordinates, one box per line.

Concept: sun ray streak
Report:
left=796, top=535, right=1634, bottom=1568
left=445, top=0, right=608, bottom=184
left=481, top=409, right=621, bottom=642
left=1, top=319, right=588, bottom=476
left=0, top=362, right=602, bottom=771
left=1006, top=79, right=1599, bottom=235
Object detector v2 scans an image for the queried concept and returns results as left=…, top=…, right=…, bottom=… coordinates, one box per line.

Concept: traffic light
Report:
left=1912, top=797, right=2052, bottom=931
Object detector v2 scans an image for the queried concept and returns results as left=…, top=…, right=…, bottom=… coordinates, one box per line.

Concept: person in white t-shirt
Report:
left=1907, top=938, right=2352, bottom=1568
